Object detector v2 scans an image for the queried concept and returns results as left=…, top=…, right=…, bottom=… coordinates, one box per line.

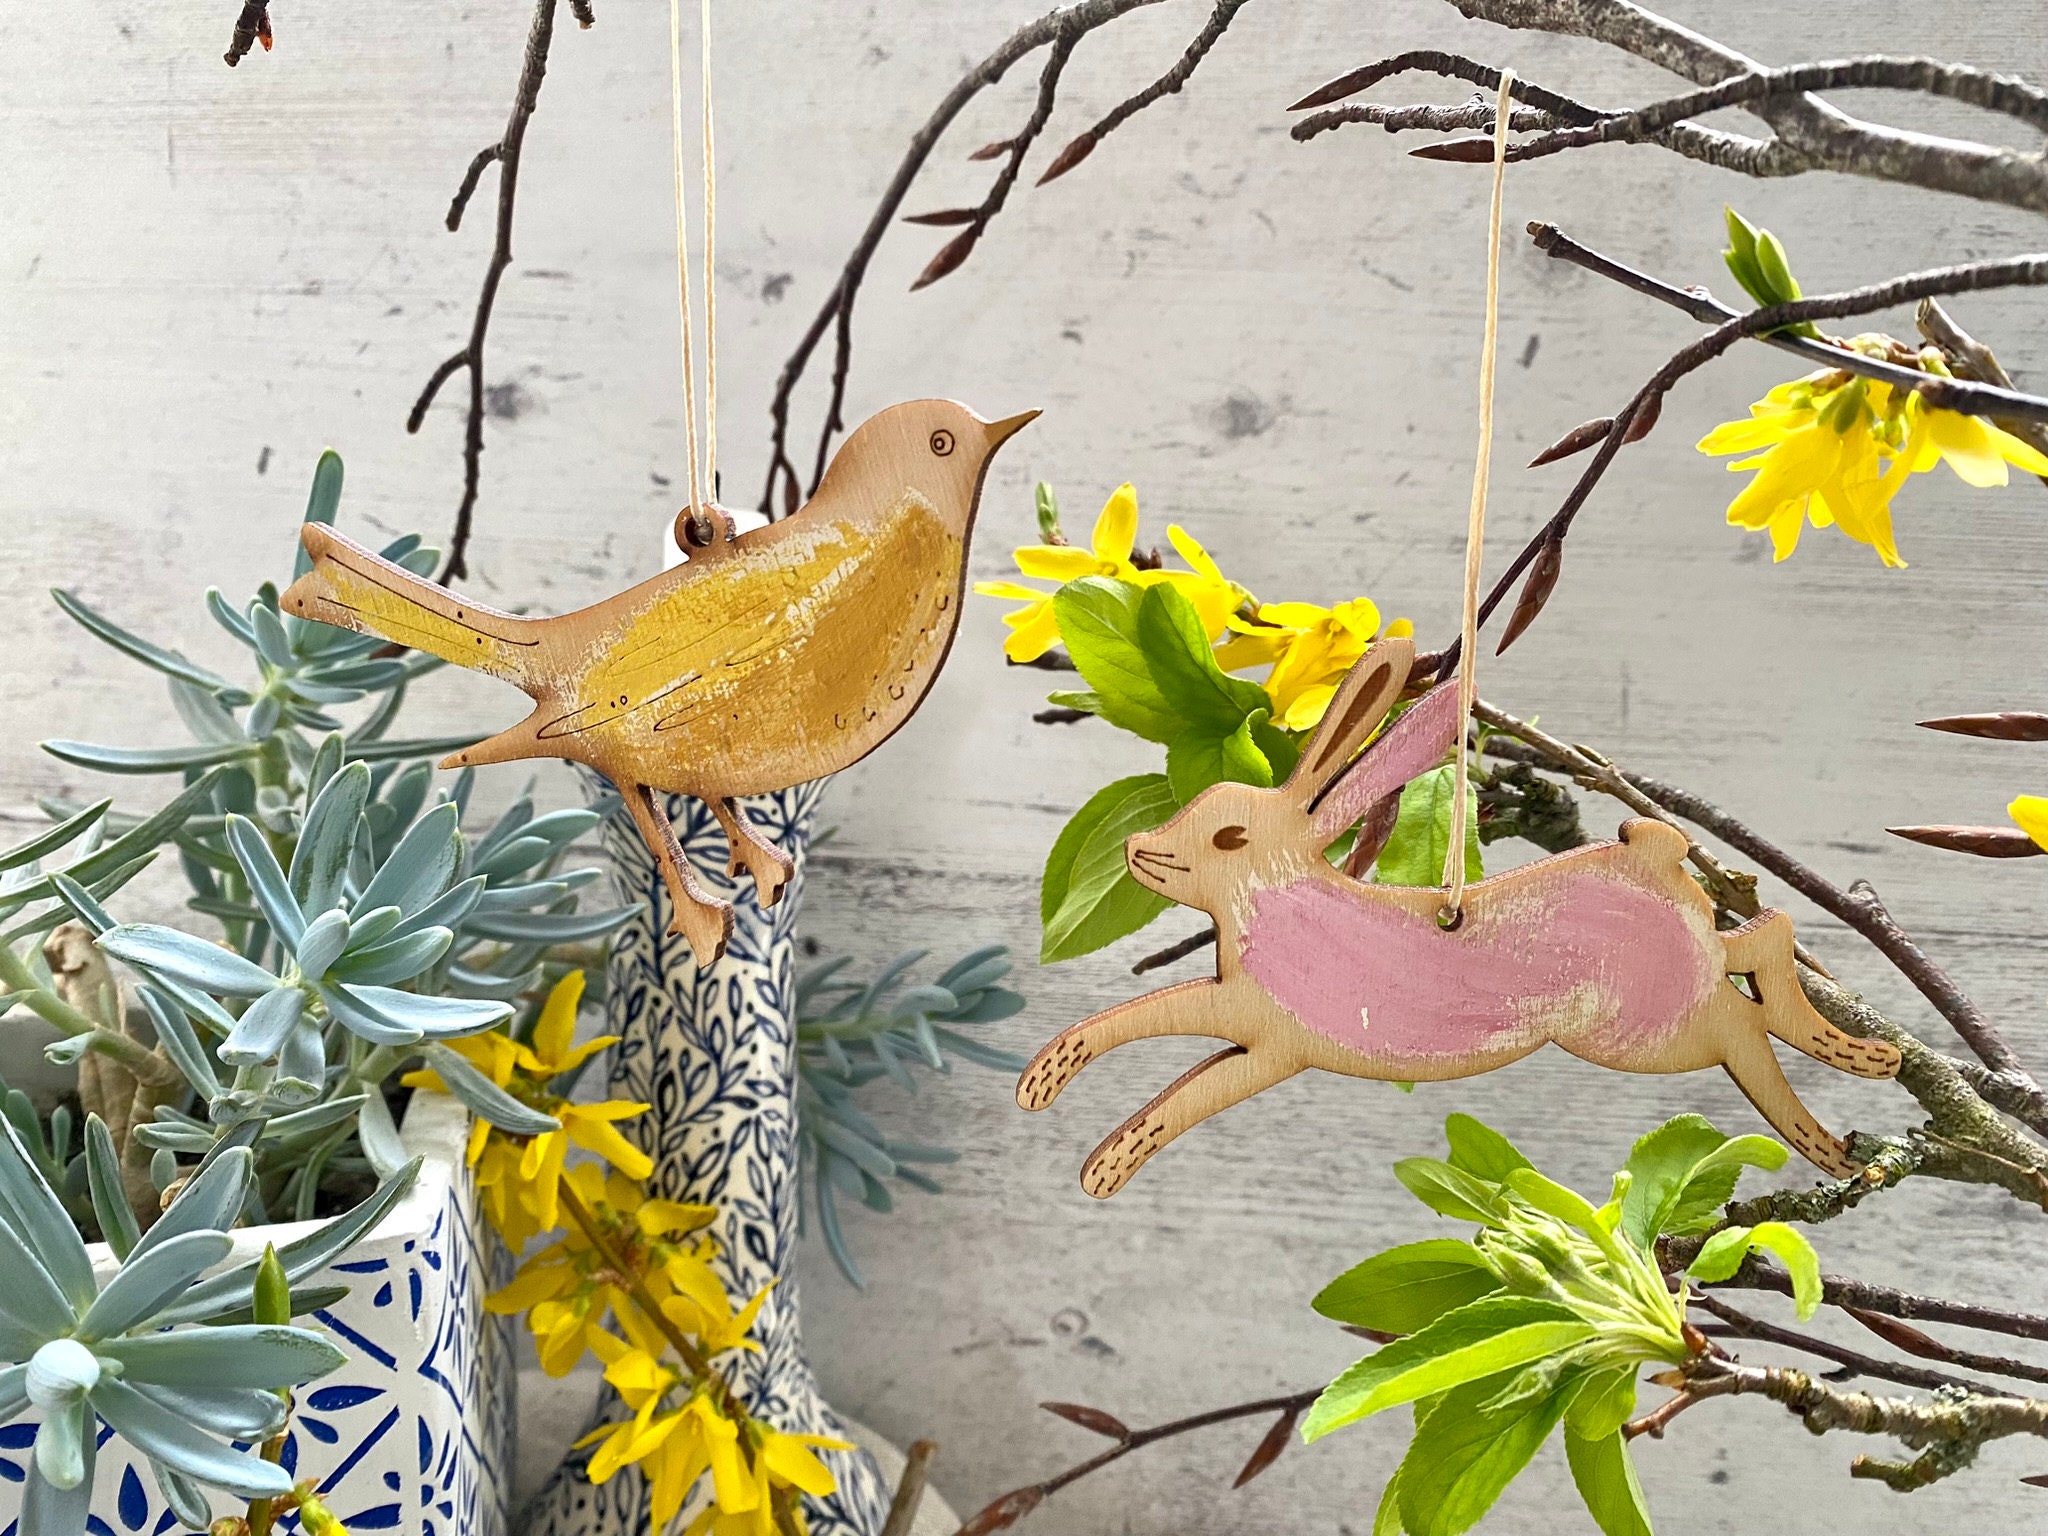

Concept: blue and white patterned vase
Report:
left=523, top=779, right=891, bottom=1536
left=0, top=1091, right=516, bottom=1536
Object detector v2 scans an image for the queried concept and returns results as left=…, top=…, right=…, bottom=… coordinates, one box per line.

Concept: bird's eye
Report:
left=1212, top=825, right=1248, bottom=850
left=929, top=429, right=956, bottom=457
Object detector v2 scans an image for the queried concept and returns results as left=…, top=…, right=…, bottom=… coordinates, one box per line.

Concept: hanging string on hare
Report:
left=1017, top=75, right=1901, bottom=1198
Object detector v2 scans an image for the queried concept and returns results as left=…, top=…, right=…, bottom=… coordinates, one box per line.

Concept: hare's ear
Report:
left=1285, top=636, right=1415, bottom=806
left=1306, top=677, right=1466, bottom=845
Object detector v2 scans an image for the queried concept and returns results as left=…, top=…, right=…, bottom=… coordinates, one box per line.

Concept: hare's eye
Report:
left=1212, top=825, right=1248, bottom=851
left=929, top=428, right=956, bottom=457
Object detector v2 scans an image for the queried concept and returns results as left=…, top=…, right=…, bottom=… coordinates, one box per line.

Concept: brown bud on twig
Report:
left=1917, top=711, right=2048, bottom=741
left=968, top=139, right=1015, bottom=162
left=1037, top=134, right=1097, bottom=185
left=1287, top=67, right=1376, bottom=112
left=1496, top=535, right=1564, bottom=656
left=902, top=208, right=981, bottom=226
left=1529, top=417, right=1614, bottom=467
left=1885, top=824, right=2044, bottom=858
left=910, top=228, right=980, bottom=291
left=2022, top=1472, right=2048, bottom=1489
left=1231, top=1406, right=1302, bottom=1489
left=1624, top=390, right=1664, bottom=442
left=1409, top=136, right=1497, bottom=163
left=1040, top=1402, right=1131, bottom=1442
left=1842, top=1306, right=1950, bottom=1359
left=957, top=1486, right=1046, bottom=1536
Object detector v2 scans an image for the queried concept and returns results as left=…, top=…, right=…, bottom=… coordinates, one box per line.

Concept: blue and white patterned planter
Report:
left=0, top=1092, right=514, bottom=1536
left=523, top=780, right=891, bottom=1536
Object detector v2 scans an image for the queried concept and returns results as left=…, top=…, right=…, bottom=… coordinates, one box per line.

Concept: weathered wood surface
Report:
left=6, top=1, right=2048, bottom=1529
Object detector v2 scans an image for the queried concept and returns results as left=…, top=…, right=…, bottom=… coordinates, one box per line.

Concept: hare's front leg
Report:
left=1081, top=1045, right=1301, bottom=1199
left=1017, top=977, right=1257, bottom=1112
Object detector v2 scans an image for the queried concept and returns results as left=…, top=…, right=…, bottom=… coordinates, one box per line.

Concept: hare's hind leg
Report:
left=1724, top=911, right=1900, bottom=1080
left=710, top=797, right=795, bottom=908
left=1080, top=1046, right=1300, bottom=1199
left=1715, top=1022, right=1858, bottom=1177
left=1018, top=978, right=1255, bottom=1112
left=624, top=785, right=734, bottom=967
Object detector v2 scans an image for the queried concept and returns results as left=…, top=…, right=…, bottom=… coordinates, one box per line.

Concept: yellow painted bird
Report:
left=280, top=399, right=1037, bottom=964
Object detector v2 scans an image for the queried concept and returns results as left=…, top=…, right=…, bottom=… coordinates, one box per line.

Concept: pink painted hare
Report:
left=1019, top=635, right=1900, bottom=1197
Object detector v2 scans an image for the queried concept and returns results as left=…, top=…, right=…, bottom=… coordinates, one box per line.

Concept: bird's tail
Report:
left=280, top=524, right=543, bottom=690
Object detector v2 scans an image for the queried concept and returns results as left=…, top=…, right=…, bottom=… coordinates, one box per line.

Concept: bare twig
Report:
left=759, top=0, right=1168, bottom=517
left=1131, top=924, right=1218, bottom=975
left=1443, top=0, right=2048, bottom=213
left=881, top=1441, right=938, bottom=1536
left=1502, top=58, right=2048, bottom=166
left=952, top=1391, right=1316, bottom=1535
left=1690, top=1293, right=2006, bottom=1396
left=222, top=0, right=272, bottom=66
left=407, top=0, right=564, bottom=582
left=1037, top=0, right=1254, bottom=185
left=1667, top=1355, right=2048, bottom=1489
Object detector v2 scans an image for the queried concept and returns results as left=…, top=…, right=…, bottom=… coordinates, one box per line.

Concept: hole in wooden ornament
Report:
left=1436, top=904, right=1465, bottom=932
left=1726, top=970, right=1762, bottom=1003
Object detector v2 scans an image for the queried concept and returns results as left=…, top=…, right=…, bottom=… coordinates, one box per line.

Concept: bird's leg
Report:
left=709, top=797, right=795, bottom=908
left=623, top=784, right=734, bottom=967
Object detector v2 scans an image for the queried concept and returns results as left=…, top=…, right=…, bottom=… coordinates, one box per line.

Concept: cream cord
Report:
left=1440, top=69, right=1514, bottom=920
left=700, top=0, right=718, bottom=495
left=668, top=0, right=705, bottom=525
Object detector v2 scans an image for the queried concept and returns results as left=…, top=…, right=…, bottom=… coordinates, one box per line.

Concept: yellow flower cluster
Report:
left=407, top=972, right=838, bottom=1534
left=975, top=483, right=1404, bottom=729
left=1699, top=349, right=2048, bottom=567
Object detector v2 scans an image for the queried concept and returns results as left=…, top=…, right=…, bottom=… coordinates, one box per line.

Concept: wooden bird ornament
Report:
left=282, top=399, right=1037, bottom=964
left=1018, top=635, right=1901, bottom=1198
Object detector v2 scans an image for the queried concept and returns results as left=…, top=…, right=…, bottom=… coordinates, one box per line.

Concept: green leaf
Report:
left=1135, top=583, right=1268, bottom=735
left=1039, top=774, right=1175, bottom=963
left=0, top=799, right=110, bottom=874
left=1053, top=578, right=1180, bottom=742
left=98, top=924, right=279, bottom=998
left=1621, top=1116, right=1785, bottom=1248
left=1684, top=1225, right=1754, bottom=1287
left=50, top=590, right=232, bottom=692
left=354, top=801, right=459, bottom=918
left=1393, top=1157, right=1508, bottom=1224
left=1565, top=1428, right=1654, bottom=1536
left=293, top=450, right=345, bottom=577
left=419, top=1043, right=561, bottom=1136
left=1721, top=206, right=1769, bottom=308
left=342, top=733, right=486, bottom=764
left=1375, top=766, right=1482, bottom=886
left=1564, top=1367, right=1639, bottom=1443
left=1313, top=1240, right=1502, bottom=1334
left=1249, top=713, right=1300, bottom=783
left=84, top=1114, right=140, bottom=1261
left=1443, top=1115, right=1532, bottom=1184
left=1395, top=1369, right=1572, bottom=1536
left=1746, top=1221, right=1822, bottom=1319
left=1302, top=1296, right=1590, bottom=1441
left=1165, top=713, right=1273, bottom=803
left=1754, top=230, right=1801, bottom=305
left=1034, top=481, right=1060, bottom=541
left=41, top=740, right=259, bottom=776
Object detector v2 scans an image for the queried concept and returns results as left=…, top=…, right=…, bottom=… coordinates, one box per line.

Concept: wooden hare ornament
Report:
left=280, top=399, right=1037, bottom=966
left=1019, top=635, right=1901, bottom=1197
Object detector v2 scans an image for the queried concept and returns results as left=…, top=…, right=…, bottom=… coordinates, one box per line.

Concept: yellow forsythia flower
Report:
left=403, top=970, right=653, bottom=1248
left=1216, top=600, right=1411, bottom=730
left=2010, top=795, right=2048, bottom=852
left=488, top=1162, right=720, bottom=1376
left=1698, top=351, right=2048, bottom=567
left=973, top=483, right=1245, bottom=661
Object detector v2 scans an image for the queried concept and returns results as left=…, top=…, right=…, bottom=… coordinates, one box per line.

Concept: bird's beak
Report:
left=982, top=408, right=1041, bottom=448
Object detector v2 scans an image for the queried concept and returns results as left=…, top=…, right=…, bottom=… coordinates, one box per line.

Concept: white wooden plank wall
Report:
left=6, top=2, right=2047, bottom=1528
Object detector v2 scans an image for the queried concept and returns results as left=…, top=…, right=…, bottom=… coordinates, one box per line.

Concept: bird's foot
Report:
left=712, top=798, right=795, bottom=909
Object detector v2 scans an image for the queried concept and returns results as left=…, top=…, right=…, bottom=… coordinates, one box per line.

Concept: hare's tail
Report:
left=1725, top=909, right=1901, bottom=1080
